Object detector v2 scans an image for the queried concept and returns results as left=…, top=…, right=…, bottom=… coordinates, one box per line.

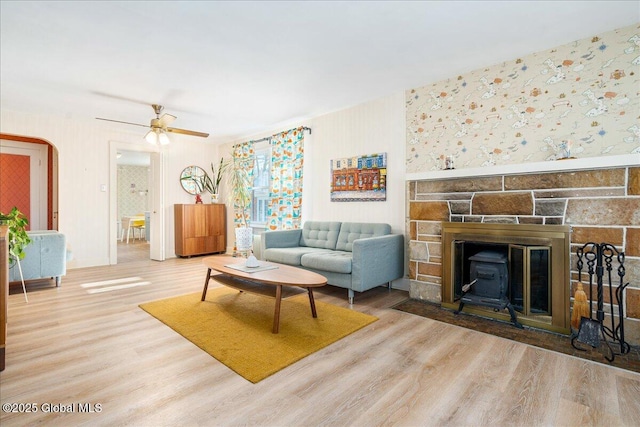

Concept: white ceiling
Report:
left=1, top=1, right=638, bottom=145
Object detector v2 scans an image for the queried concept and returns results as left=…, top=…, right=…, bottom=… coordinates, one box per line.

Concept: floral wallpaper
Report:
left=406, top=24, right=639, bottom=173
left=117, top=165, right=149, bottom=218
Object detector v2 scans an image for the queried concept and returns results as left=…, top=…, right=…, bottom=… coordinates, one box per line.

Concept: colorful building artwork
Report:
left=331, top=153, right=387, bottom=202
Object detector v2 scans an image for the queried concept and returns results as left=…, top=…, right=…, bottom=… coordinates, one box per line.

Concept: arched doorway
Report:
left=0, top=134, right=58, bottom=230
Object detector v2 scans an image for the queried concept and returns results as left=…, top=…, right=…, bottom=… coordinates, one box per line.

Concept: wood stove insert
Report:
left=455, top=250, right=523, bottom=328
left=442, top=222, right=571, bottom=334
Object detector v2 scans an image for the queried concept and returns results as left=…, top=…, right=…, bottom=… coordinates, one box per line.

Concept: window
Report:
left=250, top=143, right=271, bottom=227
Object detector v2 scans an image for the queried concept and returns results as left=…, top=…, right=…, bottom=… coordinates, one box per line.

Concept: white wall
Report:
left=220, top=91, right=406, bottom=247
left=306, top=92, right=406, bottom=233
left=0, top=110, right=218, bottom=268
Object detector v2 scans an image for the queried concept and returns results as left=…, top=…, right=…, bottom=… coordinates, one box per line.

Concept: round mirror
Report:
left=180, top=165, right=206, bottom=195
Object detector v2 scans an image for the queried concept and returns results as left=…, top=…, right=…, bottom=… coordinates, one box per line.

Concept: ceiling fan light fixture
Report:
left=158, top=131, right=170, bottom=146
left=97, top=104, right=207, bottom=141
left=144, top=129, right=158, bottom=145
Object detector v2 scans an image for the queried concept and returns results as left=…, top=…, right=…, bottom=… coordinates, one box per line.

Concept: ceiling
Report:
left=1, top=1, right=638, bottom=145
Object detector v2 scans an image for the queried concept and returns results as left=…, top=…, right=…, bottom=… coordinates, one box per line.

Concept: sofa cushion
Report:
left=264, top=247, right=333, bottom=266
left=299, top=221, right=341, bottom=249
left=336, top=222, right=391, bottom=252
left=301, top=251, right=352, bottom=274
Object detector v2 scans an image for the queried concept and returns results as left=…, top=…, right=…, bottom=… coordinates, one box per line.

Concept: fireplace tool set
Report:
left=571, top=242, right=631, bottom=362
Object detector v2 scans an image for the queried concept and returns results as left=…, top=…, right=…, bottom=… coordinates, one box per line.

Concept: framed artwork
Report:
left=330, top=152, right=387, bottom=202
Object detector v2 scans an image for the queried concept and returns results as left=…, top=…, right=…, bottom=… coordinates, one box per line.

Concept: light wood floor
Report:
left=1, top=242, right=639, bottom=426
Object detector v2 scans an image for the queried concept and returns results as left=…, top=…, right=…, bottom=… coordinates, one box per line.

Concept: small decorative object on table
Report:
left=545, top=138, right=577, bottom=160
left=195, top=194, right=203, bottom=204
left=445, top=155, right=455, bottom=170
left=557, top=140, right=577, bottom=160
left=235, top=227, right=253, bottom=256
left=245, top=253, right=259, bottom=268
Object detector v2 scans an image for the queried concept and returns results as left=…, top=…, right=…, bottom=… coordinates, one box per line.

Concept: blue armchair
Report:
left=9, top=230, right=69, bottom=286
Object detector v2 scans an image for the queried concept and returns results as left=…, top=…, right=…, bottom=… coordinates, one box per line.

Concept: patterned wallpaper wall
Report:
left=406, top=24, right=639, bottom=173
left=117, top=165, right=149, bottom=217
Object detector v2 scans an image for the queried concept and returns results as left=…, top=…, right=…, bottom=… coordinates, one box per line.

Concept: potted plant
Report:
left=228, top=158, right=253, bottom=253
left=201, top=157, right=229, bottom=203
left=0, top=207, right=31, bottom=267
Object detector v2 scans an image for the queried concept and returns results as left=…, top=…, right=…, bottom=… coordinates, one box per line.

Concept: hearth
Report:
left=442, top=222, right=571, bottom=334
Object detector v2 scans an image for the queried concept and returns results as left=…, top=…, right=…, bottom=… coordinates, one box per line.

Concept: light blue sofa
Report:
left=261, top=221, right=404, bottom=303
left=9, top=230, right=68, bottom=286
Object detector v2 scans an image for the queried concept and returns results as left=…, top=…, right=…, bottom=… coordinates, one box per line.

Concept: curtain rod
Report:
left=250, top=126, right=312, bottom=144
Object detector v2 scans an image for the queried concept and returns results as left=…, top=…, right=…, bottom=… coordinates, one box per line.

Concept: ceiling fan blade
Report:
left=158, top=113, right=177, bottom=127
left=92, top=91, right=152, bottom=106
left=167, top=127, right=209, bottom=138
left=96, top=117, right=149, bottom=128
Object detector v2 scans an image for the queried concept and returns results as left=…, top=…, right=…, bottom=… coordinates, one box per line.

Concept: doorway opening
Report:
left=116, top=150, right=151, bottom=264
left=109, top=141, right=164, bottom=265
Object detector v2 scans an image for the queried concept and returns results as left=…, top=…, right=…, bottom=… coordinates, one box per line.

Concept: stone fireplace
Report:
left=407, top=156, right=640, bottom=345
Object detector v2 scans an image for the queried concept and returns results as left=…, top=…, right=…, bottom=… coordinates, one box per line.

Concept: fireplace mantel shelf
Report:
left=405, top=153, right=639, bottom=181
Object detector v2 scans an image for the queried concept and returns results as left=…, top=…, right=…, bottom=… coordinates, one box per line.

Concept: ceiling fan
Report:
left=96, top=104, right=209, bottom=145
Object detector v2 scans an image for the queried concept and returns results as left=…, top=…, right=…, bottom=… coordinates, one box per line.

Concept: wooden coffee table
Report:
left=201, top=255, right=327, bottom=333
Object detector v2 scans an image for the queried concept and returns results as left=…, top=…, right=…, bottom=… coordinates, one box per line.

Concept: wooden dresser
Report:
left=174, top=204, right=226, bottom=257
left=1, top=225, right=8, bottom=371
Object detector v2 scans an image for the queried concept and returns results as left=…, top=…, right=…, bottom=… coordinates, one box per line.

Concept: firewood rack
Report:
left=571, top=242, right=631, bottom=362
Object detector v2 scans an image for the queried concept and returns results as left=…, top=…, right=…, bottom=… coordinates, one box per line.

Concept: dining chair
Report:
left=131, top=217, right=145, bottom=241
left=120, top=216, right=134, bottom=243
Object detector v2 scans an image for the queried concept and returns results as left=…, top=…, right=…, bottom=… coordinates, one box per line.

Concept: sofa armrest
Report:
left=262, top=229, right=303, bottom=249
left=351, top=234, right=404, bottom=292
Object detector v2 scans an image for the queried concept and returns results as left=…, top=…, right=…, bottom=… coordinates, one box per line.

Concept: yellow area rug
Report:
left=139, top=287, right=378, bottom=383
